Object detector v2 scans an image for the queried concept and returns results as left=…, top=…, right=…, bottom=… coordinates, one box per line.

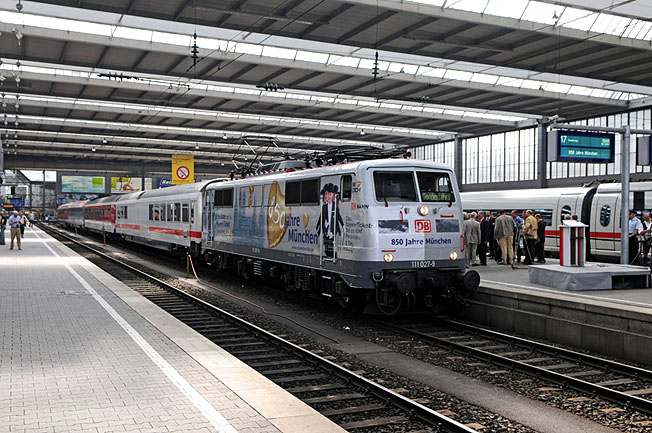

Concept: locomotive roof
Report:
left=209, top=158, right=452, bottom=189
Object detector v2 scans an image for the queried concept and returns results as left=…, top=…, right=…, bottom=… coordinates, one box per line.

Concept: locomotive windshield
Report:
left=374, top=172, right=417, bottom=202
left=416, top=171, right=454, bottom=202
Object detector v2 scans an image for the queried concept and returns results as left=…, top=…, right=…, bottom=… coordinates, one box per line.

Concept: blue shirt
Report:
left=8, top=215, right=21, bottom=228
left=629, top=217, right=643, bottom=235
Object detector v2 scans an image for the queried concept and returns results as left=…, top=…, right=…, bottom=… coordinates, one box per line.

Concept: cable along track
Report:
left=375, top=317, right=652, bottom=416
left=42, top=225, right=477, bottom=433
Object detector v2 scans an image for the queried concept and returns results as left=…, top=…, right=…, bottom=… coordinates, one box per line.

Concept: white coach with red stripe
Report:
left=559, top=220, right=587, bottom=267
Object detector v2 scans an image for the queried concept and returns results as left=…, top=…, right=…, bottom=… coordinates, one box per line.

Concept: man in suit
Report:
left=464, top=212, right=481, bottom=266
left=478, top=211, right=491, bottom=265
left=316, top=183, right=343, bottom=259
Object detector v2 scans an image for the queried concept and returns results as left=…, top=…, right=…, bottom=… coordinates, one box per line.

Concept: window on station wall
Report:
left=463, top=138, right=478, bottom=184
left=518, top=128, right=536, bottom=181
left=491, top=134, right=505, bottom=183
left=504, top=131, right=519, bottom=182
left=477, top=136, right=491, bottom=183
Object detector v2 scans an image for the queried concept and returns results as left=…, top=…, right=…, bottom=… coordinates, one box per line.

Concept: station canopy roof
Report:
left=1, top=0, right=652, bottom=174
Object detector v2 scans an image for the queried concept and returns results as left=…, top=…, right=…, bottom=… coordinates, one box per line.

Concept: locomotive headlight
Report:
left=383, top=253, right=394, bottom=263
left=418, top=205, right=429, bottom=216
left=449, top=251, right=458, bottom=261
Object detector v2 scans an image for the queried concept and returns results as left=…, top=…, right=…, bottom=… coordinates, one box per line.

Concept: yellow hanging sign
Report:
left=171, top=155, right=194, bottom=185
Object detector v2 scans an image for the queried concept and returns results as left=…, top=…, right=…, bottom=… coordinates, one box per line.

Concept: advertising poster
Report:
left=172, top=155, right=194, bottom=185
left=111, top=177, right=143, bottom=193
left=61, top=176, right=105, bottom=193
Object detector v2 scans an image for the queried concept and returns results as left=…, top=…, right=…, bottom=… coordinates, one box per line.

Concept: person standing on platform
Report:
left=28, top=211, right=35, bottom=227
left=494, top=210, right=514, bottom=265
left=19, top=211, right=28, bottom=238
left=0, top=210, right=6, bottom=245
left=8, top=210, right=22, bottom=250
left=512, top=210, right=524, bottom=263
left=464, top=212, right=481, bottom=266
left=487, top=211, right=496, bottom=260
left=478, top=211, right=490, bottom=265
left=521, top=210, right=538, bottom=265
left=629, top=210, right=644, bottom=265
left=640, top=213, right=652, bottom=266
left=535, top=213, right=547, bottom=263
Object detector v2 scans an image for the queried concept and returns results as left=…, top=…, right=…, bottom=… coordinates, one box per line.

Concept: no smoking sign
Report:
left=176, top=166, right=190, bottom=180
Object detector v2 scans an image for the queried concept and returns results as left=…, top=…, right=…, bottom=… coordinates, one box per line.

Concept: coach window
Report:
left=174, top=203, right=181, bottom=222
left=124, top=206, right=128, bottom=219
left=149, top=204, right=154, bottom=220
left=154, top=204, right=160, bottom=221
left=340, top=176, right=352, bottom=201
left=561, top=205, right=571, bottom=222
left=600, top=205, right=611, bottom=227
left=182, top=203, right=189, bottom=222
left=168, top=203, right=174, bottom=221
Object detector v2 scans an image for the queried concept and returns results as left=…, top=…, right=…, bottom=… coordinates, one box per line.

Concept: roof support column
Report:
left=454, top=134, right=463, bottom=190
left=537, top=121, right=548, bottom=189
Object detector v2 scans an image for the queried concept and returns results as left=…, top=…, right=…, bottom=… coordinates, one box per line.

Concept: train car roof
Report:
left=207, top=158, right=452, bottom=190
left=86, top=195, right=121, bottom=205
left=57, top=200, right=88, bottom=210
left=135, top=179, right=222, bottom=199
left=597, top=181, right=652, bottom=193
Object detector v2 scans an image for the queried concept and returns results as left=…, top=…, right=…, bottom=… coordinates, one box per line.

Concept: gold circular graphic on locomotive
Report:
left=267, top=181, right=290, bottom=248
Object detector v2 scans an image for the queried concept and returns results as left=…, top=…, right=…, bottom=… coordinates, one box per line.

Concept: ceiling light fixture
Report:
left=360, top=129, right=365, bottom=136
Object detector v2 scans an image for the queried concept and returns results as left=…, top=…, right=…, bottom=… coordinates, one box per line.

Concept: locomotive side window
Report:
left=416, top=172, right=454, bottom=202
left=182, top=204, right=189, bottom=222
left=341, top=176, right=352, bottom=201
left=285, top=181, right=301, bottom=205
left=301, top=180, right=319, bottom=205
left=374, top=172, right=417, bottom=202
left=561, top=205, right=571, bottom=222
left=213, top=189, right=234, bottom=207
left=600, top=205, right=611, bottom=227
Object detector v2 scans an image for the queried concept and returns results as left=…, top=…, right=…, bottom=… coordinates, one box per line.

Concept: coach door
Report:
left=592, top=193, right=617, bottom=254
left=319, top=175, right=342, bottom=264
left=555, top=195, right=580, bottom=248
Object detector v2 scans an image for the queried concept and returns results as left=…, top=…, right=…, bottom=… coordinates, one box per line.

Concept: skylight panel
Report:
left=496, top=77, right=524, bottom=88
left=330, top=56, right=360, bottom=68
left=483, top=0, right=529, bottom=20
left=560, top=8, right=598, bottom=31
left=447, top=0, right=489, bottom=14
left=521, top=2, right=558, bottom=26
left=638, top=22, right=652, bottom=40
left=471, top=73, right=498, bottom=85
left=235, top=42, right=264, bottom=56
left=590, top=13, right=616, bottom=35
left=421, top=68, right=446, bottom=78
left=262, top=46, right=296, bottom=60
left=388, top=63, right=418, bottom=74
left=544, top=83, right=571, bottom=93
left=295, top=50, right=328, bottom=64
left=444, top=70, right=473, bottom=81
left=114, top=27, right=152, bottom=42
left=358, top=59, right=376, bottom=70
left=605, top=17, right=632, bottom=36
left=196, top=37, right=227, bottom=51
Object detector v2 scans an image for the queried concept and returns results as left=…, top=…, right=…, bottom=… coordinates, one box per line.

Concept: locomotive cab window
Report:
left=340, top=175, right=352, bottom=201
left=374, top=172, right=417, bottom=202
left=416, top=172, right=454, bottom=202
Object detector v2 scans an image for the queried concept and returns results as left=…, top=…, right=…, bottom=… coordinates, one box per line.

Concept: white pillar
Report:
left=621, top=125, right=630, bottom=265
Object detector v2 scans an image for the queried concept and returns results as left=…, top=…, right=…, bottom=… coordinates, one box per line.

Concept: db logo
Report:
left=415, top=220, right=431, bottom=233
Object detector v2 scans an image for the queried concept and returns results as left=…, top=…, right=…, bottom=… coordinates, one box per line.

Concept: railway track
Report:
left=373, top=316, right=652, bottom=416
left=41, top=224, right=478, bottom=433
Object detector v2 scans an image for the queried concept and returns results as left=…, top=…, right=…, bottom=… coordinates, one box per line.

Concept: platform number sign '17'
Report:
left=267, top=181, right=290, bottom=248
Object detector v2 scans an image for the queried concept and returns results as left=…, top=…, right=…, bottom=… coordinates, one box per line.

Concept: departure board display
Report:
left=548, top=130, right=615, bottom=163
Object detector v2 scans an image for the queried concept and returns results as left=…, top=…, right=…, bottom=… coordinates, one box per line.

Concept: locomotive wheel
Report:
left=376, top=286, right=402, bottom=316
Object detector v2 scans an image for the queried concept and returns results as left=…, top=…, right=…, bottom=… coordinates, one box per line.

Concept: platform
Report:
left=528, top=263, right=650, bottom=291
left=0, top=226, right=344, bottom=433
left=456, top=257, right=652, bottom=366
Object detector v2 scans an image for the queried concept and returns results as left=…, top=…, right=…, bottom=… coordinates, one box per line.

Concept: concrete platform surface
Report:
left=0, top=226, right=345, bottom=433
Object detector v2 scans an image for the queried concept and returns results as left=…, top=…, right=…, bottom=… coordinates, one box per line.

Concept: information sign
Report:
left=548, top=130, right=614, bottom=163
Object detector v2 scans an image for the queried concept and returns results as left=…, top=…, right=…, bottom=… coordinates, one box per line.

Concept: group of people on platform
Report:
left=463, top=210, right=547, bottom=267
left=0, top=210, right=35, bottom=250
left=628, top=210, right=652, bottom=266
